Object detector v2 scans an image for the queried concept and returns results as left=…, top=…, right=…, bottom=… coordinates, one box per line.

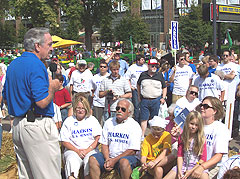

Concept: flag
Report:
left=226, top=30, right=232, bottom=49
left=130, top=36, right=133, bottom=51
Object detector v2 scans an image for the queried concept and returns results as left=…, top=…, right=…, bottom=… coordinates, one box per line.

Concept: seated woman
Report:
left=59, top=94, right=102, bottom=179
left=191, top=96, right=230, bottom=179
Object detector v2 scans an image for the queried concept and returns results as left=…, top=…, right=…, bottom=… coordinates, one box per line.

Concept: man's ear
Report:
left=35, top=43, right=40, bottom=52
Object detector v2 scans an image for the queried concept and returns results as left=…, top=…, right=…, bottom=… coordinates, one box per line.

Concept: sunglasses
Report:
left=116, top=106, right=126, bottom=112
left=223, top=54, right=229, bottom=57
left=200, top=103, right=213, bottom=109
left=100, top=66, right=107, bottom=68
left=179, top=58, right=185, bottom=61
left=189, top=91, right=198, bottom=97
left=150, top=65, right=158, bottom=68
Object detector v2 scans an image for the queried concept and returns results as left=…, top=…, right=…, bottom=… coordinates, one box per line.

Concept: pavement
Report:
left=2, top=116, right=240, bottom=153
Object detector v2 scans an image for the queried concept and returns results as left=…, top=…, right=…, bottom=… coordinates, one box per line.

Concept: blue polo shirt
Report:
left=208, top=66, right=216, bottom=74
left=108, top=59, right=129, bottom=76
left=3, top=52, right=54, bottom=117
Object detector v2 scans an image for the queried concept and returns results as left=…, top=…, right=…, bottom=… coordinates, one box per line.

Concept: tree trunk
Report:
left=85, top=25, right=93, bottom=51
left=15, top=16, right=22, bottom=37
left=0, top=17, right=5, bottom=25
left=131, top=0, right=140, bottom=16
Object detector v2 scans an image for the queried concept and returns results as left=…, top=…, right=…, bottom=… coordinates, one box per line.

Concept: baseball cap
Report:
left=148, top=116, right=169, bottom=128
left=77, top=60, right=87, bottom=65
left=148, top=59, right=158, bottom=65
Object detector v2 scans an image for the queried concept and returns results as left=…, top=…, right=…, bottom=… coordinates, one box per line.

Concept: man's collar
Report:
left=108, top=74, right=120, bottom=80
left=116, top=117, right=128, bottom=124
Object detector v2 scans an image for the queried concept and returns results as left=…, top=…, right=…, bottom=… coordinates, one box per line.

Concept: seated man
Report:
left=89, top=99, right=142, bottom=179
left=175, top=85, right=201, bottom=112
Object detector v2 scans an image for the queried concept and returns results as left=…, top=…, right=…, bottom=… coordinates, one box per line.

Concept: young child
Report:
left=164, top=111, right=208, bottom=179
left=141, top=116, right=172, bottom=178
left=54, top=74, right=72, bottom=122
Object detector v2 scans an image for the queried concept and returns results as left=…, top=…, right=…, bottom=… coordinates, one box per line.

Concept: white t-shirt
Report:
left=204, top=121, right=230, bottom=166
left=59, top=115, right=102, bottom=150
left=53, top=103, right=62, bottom=123
left=69, top=69, right=93, bottom=93
left=169, top=65, right=193, bottom=96
left=92, top=73, right=109, bottom=107
left=216, top=62, right=237, bottom=100
left=124, top=63, right=148, bottom=89
left=193, top=73, right=225, bottom=101
left=99, top=117, right=142, bottom=158
left=175, top=96, right=200, bottom=112
left=217, top=155, right=240, bottom=179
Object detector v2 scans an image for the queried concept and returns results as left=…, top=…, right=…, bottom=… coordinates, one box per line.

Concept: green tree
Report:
left=0, top=22, right=17, bottom=48
left=114, top=15, right=150, bottom=47
left=178, top=5, right=212, bottom=51
left=80, top=0, right=113, bottom=51
left=14, top=0, right=58, bottom=27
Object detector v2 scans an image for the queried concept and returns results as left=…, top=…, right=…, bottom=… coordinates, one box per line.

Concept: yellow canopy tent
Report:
left=52, top=39, right=83, bottom=48
left=52, top=35, right=63, bottom=42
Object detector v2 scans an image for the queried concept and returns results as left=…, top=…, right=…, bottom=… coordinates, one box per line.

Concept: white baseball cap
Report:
left=148, top=116, right=169, bottom=128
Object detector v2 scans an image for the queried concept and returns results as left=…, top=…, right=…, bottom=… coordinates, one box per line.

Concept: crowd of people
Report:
left=1, top=27, right=240, bottom=179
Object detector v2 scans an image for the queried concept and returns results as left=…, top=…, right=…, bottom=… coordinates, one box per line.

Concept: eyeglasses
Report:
left=200, top=103, right=213, bottom=110
left=150, top=65, right=158, bottom=68
left=189, top=91, right=198, bottom=97
left=100, top=66, right=107, bottom=68
left=76, top=107, right=85, bottom=111
left=223, top=54, right=229, bottom=57
left=116, top=106, right=126, bottom=112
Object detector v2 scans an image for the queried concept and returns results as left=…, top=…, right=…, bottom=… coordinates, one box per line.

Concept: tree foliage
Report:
left=178, top=5, right=212, bottom=51
left=0, top=22, right=17, bottom=48
left=114, top=15, right=150, bottom=46
left=14, top=0, right=58, bottom=27
left=79, top=0, right=114, bottom=50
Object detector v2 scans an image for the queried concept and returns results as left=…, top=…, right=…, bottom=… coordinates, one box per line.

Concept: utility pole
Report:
left=213, top=0, right=217, bottom=55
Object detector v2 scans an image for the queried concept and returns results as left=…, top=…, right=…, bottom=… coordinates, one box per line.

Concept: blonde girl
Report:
left=164, top=111, right=208, bottom=179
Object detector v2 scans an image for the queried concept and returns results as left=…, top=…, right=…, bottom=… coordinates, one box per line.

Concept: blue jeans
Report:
left=91, top=152, right=139, bottom=173
left=60, top=108, right=68, bottom=123
left=132, top=89, right=140, bottom=123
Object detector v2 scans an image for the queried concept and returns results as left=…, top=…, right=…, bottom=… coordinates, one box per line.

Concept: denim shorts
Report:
left=140, top=96, right=161, bottom=121
left=91, top=152, right=140, bottom=173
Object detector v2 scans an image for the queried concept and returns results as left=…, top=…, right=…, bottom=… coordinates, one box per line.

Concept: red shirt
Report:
left=54, top=88, right=71, bottom=106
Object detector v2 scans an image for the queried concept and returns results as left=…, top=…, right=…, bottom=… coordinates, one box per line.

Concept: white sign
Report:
left=171, top=21, right=179, bottom=50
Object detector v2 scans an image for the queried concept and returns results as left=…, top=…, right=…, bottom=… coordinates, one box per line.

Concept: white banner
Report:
left=142, top=0, right=151, bottom=10
left=171, top=21, right=179, bottom=50
left=176, top=0, right=198, bottom=8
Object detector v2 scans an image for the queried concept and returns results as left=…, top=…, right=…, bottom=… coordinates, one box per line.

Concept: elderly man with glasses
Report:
left=89, top=99, right=142, bottom=179
left=137, top=59, right=167, bottom=138
left=169, top=53, right=194, bottom=104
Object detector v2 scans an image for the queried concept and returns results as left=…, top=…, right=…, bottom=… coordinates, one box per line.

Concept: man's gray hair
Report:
left=24, top=27, right=50, bottom=51
left=118, top=98, right=134, bottom=117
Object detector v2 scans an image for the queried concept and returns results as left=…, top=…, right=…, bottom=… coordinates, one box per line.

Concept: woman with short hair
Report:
left=59, top=94, right=102, bottom=179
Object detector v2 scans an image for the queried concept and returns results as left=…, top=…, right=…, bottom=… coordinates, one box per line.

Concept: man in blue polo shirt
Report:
left=3, top=28, right=61, bottom=179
